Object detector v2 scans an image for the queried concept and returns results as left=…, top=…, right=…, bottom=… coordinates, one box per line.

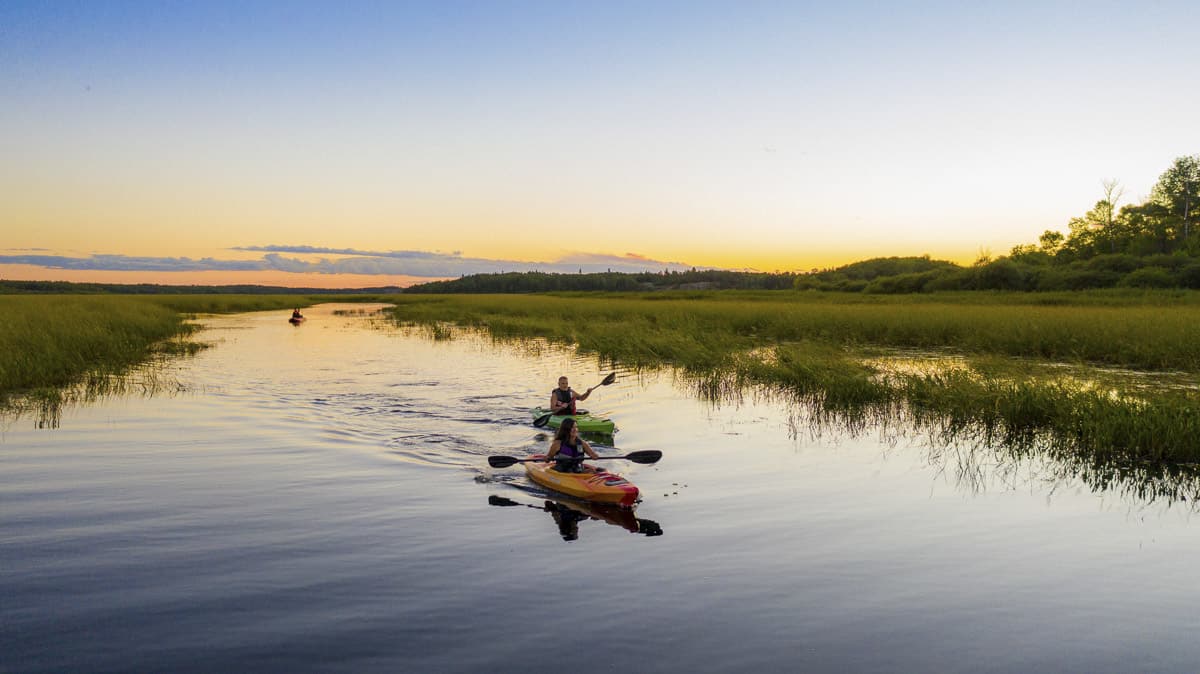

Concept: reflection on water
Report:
left=771, top=395, right=1200, bottom=510
left=922, top=435, right=1200, bottom=506
left=662, top=349, right=1200, bottom=509
left=0, top=354, right=193, bottom=430
left=487, top=494, right=663, bottom=541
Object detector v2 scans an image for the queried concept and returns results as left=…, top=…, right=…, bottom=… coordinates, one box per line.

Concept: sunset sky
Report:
left=2, top=1, right=1197, bottom=288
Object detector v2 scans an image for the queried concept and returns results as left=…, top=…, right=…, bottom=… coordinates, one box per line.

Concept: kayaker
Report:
left=545, top=417, right=599, bottom=473
left=291, top=308, right=303, bottom=319
left=549, top=376, right=594, bottom=416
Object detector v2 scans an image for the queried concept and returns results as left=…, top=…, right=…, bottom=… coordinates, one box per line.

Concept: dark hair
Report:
left=554, top=417, right=577, bottom=443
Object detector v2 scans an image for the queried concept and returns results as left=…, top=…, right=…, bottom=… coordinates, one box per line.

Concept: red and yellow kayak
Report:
left=523, top=454, right=640, bottom=508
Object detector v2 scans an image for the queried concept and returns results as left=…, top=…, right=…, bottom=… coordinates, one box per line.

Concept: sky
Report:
left=2, top=1, right=1197, bottom=288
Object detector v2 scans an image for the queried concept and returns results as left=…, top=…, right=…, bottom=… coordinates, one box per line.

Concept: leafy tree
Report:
left=1152, top=154, right=1199, bottom=241
left=1038, top=230, right=1064, bottom=254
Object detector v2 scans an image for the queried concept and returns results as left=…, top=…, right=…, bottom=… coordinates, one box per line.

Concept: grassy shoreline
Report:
left=384, top=291, right=1200, bottom=464
left=0, top=295, right=343, bottom=398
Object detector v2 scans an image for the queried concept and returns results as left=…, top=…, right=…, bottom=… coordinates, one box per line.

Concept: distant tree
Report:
left=1121, top=201, right=1176, bottom=254
left=1061, top=199, right=1122, bottom=260
left=1009, top=244, right=1052, bottom=266
left=1151, top=154, right=1199, bottom=241
left=1100, top=179, right=1123, bottom=228
left=1097, top=179, right=1126, bottom=253
left=1038, top=230, right=1065, bottom=254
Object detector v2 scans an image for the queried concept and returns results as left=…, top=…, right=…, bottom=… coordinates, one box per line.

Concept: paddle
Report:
left=487, top=495, right=663, bottom=537
left=489, top=495, right=534, bottom=508
left=487, top=449, right=662, bottom=469
left=533, top=372, right=617, bottom=428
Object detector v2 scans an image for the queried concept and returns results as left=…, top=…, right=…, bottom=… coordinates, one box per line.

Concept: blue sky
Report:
left=2, top=1, right=1197, bottom=285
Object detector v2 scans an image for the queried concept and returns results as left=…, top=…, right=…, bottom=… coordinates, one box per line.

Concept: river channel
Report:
left=3, top=303, right=1198, bottom=673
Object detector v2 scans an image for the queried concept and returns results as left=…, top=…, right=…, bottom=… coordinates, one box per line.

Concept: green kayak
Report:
left=530, top=408, right=617, bottom=434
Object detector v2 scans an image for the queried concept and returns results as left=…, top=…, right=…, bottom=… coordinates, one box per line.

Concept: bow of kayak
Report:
left=523, top=454, right=640, bottom=508
left=530, top=407, right=617, bottom=434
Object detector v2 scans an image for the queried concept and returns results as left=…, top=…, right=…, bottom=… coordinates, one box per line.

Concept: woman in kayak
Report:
left=549, top=376, right=594, bottom=416
left=545, top=417, right=599, bottom=473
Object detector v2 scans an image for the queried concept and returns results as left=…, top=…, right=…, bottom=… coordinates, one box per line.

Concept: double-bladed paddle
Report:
left=533, top=372, right=617, bottom=428
left=487, top=449, right=662, bottom=469
left=487, top=495, right=663, bottom=537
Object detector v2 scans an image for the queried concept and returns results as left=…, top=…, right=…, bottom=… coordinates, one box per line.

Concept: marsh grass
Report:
left=385, top=292, right=1200, bottom=465
left=0, top=294, right=343, bottom=412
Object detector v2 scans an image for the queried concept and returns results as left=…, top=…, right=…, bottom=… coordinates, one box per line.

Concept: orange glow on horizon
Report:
left=0, top=265, right=444, bottom=289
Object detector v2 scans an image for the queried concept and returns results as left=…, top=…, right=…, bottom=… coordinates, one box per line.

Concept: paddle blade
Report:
left=532, top=412, right=553, bottom=428
left=488, top=455, right=519, bottom=468
left=625, top=450, right=663, bottom=465
left=488, top=495, right=520, bottom=507
left=599, top=372, right=617, bottom=386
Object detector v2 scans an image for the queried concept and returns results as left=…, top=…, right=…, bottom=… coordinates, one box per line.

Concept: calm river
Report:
left=4, top=303, right=1198, bottom=673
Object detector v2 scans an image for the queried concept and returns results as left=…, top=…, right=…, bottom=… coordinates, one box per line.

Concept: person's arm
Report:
left=546, top=440, right=561, bottom=462
left=575, top=386, right=595, bottom=402
left=550, top=392, right=564, bottom=413
left=581, top=438, right=599, bottom=460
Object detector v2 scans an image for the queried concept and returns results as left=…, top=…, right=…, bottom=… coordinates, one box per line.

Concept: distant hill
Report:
left=402, top=269, right=798, bottom=293
left=820, top=256, right=961, bottom=280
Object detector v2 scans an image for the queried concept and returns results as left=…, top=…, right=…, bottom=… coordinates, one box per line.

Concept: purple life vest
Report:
left=556, top=439, right=582, bottom=458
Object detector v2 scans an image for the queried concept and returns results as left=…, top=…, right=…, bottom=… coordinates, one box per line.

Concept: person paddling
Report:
left=545, top=418, right=599, bottom=473
left=291, top=308, right=303, bottom=319
left=549, top=376, right=594, bottom=416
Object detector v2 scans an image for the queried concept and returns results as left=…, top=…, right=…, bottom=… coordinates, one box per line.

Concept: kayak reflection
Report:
left=488, top=494, right=663, bottom=542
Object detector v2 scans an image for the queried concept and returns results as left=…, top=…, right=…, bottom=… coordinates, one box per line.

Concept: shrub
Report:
left=1178, top=263, right=1200, bottom=289
left=865, top=271, right=938, bottom=294
left=1120, top=267, right=1177, bottom=288
left=1143, top=254, right=1191, bottom=270
left=1034, top=269, right=1121, bottom=291
left=1086, top=254, right=1144, bottom=274
left=975, top=259, right=1028, bottom=290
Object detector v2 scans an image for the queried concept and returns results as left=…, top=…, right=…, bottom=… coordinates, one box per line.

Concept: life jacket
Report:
left=556, top=438, right=582, bottom=459
left=553, top=388, right=576, bottom=414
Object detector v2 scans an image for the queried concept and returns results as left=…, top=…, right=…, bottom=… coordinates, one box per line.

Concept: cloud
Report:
left=233, top=245, right=454, bottom=260
left=1, top=247, right=705, bottom=278
left=0, top=254, right=265, bottom=272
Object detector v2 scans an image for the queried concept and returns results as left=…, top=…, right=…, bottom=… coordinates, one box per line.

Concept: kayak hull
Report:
left=531, top=407, right=616, bottom=434
left=288, top=317, right=305, bottom=324
left=524, top=454, right=639, bottom=508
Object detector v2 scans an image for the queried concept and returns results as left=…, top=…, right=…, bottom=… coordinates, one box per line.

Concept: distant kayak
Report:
left=289, top=316, right=305, bottom=324
left=523, top=454, right=639, bottom=507
left=530, top=407, right=616, bottom=434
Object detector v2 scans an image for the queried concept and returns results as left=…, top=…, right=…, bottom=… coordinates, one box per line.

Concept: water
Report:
left=3, top=304, right=1199, bottom=673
